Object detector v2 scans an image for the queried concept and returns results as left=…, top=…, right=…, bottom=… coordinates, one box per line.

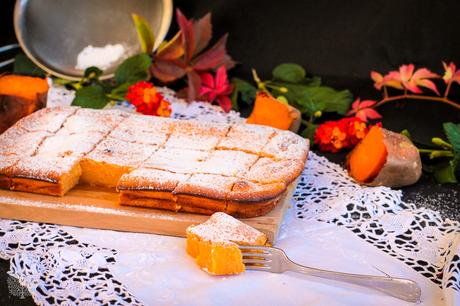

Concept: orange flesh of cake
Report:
left=348, top=126, right=388, bottom=183
left=186, top=212, right=268, bottom=275
left=80, top=138, right=157, bottom=187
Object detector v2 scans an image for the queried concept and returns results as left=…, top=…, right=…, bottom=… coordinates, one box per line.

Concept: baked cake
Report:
left=186, top=212, right=268, bottom=275
left=0, top=106, right=309, bottom=217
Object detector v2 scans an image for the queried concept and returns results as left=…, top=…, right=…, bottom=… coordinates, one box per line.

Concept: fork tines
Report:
left=239, top=245, right=272, bottom=270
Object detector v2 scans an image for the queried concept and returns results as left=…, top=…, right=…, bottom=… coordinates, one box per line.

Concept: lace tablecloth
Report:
left=1, top=86, right=459, bottom=305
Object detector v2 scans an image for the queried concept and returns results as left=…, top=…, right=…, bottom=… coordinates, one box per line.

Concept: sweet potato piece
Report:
left=0, top=75, right=48, bottom=133
left=347, top=126, right=422, bottom=187
left=246, top=92, right=300, bottom=131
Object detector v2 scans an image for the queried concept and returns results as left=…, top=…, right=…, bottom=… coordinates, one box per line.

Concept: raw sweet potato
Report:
left=246, top=92, right=301, bottom=132
left=347, top=126, right=422, bottom=187
left=0, top=75, right=48, bottom=133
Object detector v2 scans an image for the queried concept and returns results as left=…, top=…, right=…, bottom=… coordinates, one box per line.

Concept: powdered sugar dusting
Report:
left=198, top=150, right=258, bottom=177
left=175, top=174, right=237, bottom=199
left=263, top=130, right=310, bottom=161
left=15, top=106, right=78, bottom=133
left=10, top=156, right=80, bottom=182
left=86, top=137, right=158, bottom=167
left=187, top=212, right=266, bottom=244
left=118, top=168, right=189, bottom=191
left=37, top=131, right=106, bottom=157
left=144, top=148, right=210, bottom=174
left=217, top=124, right=276, bottom=154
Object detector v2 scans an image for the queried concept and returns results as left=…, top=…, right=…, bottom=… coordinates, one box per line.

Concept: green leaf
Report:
left=432, top=159, right=458, bottom=184
left=297, top=87, right=352, bottom=115
left=110, top=82, right=131, bottom=97
left=231, top=78, right=257, bottom=110
left=132, top=14, right=155, bottom=53
left=272, top=63, right=306, bottom=83
left=301, top=123, right=318, bottom=142
left=443, top=122, right=460, bottom=156
left=71, top=85, right=110, bottom=109
left=13, top=54, right=46, bottom=77
left=114, top=53, right=152, bottom=85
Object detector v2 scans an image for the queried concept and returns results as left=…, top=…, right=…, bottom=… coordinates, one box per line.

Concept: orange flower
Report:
left=126, top=81, right=171, bottom=117
left=314, top=117, right=370, bottom=152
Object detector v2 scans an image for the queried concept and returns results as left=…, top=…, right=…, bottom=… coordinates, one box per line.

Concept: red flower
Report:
left=346, top=98, right=382, bottom=122
left=314, top=117, right=370, bottom=153
left=126, top=81, right=171, bottom=117
left=199, top=66, right=234, bottom=112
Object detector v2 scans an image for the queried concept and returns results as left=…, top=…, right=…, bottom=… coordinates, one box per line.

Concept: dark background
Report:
left=1, top=0, right=459, bottom=304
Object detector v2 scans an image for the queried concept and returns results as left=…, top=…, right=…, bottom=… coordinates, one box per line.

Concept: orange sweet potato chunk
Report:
left=246, top=92, right=294, bottom=130
left=348, top=126, right=388, bottom=183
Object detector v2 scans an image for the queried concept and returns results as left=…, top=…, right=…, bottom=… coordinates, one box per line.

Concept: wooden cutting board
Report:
left=0, top=180, right=297, bottom=243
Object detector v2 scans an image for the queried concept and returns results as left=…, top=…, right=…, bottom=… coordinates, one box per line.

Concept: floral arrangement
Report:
left=10, top=9, right=460, bottom=183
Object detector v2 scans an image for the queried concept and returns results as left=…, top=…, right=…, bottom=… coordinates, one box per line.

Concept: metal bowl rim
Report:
left=13, top=0, right=173, bottom=80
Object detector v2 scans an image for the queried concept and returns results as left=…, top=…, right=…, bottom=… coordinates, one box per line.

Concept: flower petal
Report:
left=199, top=72, right=215, bottom=88
left=355, top=110, right=368, bottom=122
left=371, top=71, right=383, bottom=90
left=403, top=79, right=422, bottom=94
left=416, top=79, right=440, bottom=95
left=359, top=100, right=378, bottom=109
left=412, top=68, right=439, bottom=80
left=363, top=108, right=382, bottom=119
left=383, top=71, right=403, bottom=89
left=217, top=95, right=232, bottom=112
left=215, top=66, right=228, bottom=90
left=399, top=64, right=415, bottom=82
left=351, top=98, right=361, bottom=111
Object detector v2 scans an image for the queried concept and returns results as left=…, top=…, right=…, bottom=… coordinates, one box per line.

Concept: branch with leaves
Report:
left=231, top=63, right=353, bottom=139
left=347, top=62, right=460, bottom=121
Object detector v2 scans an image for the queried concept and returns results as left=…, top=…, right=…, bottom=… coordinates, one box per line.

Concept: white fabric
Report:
left=0, top=85, right=458, bottom=305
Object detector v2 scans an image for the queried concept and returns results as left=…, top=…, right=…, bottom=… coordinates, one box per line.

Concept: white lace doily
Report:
left=0, top=85, right=459, bottom=305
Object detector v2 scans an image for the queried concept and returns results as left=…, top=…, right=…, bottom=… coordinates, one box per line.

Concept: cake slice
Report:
left=186, top=212, right=268, bottom=275
left=198, top=149, right=258, bottom=177
left=36, top=131, right=106, bottom=157
left=9, top=155, right=82, bottom=196
left=144, top=147, right=210, bottom=174
left=165, top=120, right=229, bottom=151
left=0, top=128, right=51, bottom=156
left=80, top=137, right=158, bottom=187
left=217, top=124, right=276, bottom=155
left=60, top=108, right=127, bottom=134
left=109, top=114, right=173, bottom=146
left=15, top=106, right=78, bottom=133
left=261, top=130, right=310, bottom=161
left=118, top=168, right=190, bottom=211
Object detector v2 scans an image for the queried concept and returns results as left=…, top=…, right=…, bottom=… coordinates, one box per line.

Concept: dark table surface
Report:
left=1, top=0, right=459, bottom=304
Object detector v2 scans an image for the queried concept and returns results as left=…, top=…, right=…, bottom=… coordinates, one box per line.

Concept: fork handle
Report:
left=288, top=261, right=421, bottom=303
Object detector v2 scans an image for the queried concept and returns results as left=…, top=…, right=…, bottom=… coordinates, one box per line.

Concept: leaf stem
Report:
left=383, top=86, right=388, bottom=99
left=444, top=81, right=452, bottom=98
left=374, top=94, right=460, bottom=110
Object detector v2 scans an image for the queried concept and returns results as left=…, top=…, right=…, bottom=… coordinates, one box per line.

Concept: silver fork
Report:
left=239, top=245, right=421, bottom=303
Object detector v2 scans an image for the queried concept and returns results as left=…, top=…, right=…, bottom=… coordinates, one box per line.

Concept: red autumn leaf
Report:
left=346, top=98, right=382, bottom=122
left=151, top=9, right=235, bottom=101
left=176, top=9, right=195, bottom=63
left=193, top=13, right=212, bottom=56
left=192, top=34, right=235, bottom=71
left=150, top=59, right=186, bottom=83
